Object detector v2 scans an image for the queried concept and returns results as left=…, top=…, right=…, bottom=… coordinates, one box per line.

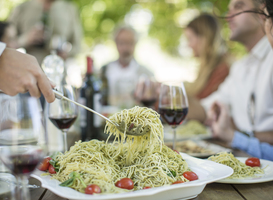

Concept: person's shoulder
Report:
left=228, top=55, right=249, bottom=73
left=138, top=64, right=153, bottom=76
left=134, top=60, right=153, bottom=75
left=100, top=60, right=117, bottom=72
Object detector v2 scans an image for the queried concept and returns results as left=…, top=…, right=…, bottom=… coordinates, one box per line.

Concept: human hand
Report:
left=209, top=101, right=234, bottom=143
left=0, top=48, right=55, bottom=103
left=205, top=102, right=220, bottom=126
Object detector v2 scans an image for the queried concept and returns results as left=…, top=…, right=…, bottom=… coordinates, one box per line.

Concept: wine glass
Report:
left=0, top=94, right=47, bottom=200
left=47, top=84, right=78, bottom=152
left=134, top=75, right=158, bottom=108
left=158, top=82, right=188, bottom=150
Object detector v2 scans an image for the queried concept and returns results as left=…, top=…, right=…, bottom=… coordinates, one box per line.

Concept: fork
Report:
left=53, top=89, right=150, bottom=136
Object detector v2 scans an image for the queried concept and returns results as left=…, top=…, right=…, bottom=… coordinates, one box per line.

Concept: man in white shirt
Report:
left=100, top=26, right=153, bottom=109
left=188, top=0, right=273, bottom=144
left=0, top=42, right=55, bottom=103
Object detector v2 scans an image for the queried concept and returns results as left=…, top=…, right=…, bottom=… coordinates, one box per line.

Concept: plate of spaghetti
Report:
left=31, top=107, right=233, bottom=199
left=208, top=152, right=273, bottom=184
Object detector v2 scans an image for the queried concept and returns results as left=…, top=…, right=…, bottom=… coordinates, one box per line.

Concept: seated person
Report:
left=188, top=0, right=273, bottom=137
left=184, top=13, right=230, bottom=99
left=100, top=26, right=153, bottom=109
left=208, top=0, right=273, bottom=161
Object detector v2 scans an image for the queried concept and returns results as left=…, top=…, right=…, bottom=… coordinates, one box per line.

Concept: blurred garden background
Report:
left=0, top=0, right=246, bottom=86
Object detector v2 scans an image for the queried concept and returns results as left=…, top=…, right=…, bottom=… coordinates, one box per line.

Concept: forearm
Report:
left=231, top=131, right=273, bottom=161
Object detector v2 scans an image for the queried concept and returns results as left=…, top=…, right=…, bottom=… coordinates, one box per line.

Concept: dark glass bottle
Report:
left=79, top=56, right=102, bottom=141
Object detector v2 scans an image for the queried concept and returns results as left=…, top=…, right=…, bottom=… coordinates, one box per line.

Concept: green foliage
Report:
left=1, top=0, right=246, bottom=57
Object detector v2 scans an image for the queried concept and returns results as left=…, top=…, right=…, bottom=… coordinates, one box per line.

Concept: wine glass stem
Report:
left=62, top=130, right=68, bottom=152
left=173, top=127, right=176, bottom=150
left=15, top=175, right=30, bottom=200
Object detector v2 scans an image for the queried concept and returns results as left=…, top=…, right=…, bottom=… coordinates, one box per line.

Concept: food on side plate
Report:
left=208, top=152, right=264, bottom=179
left=39, top=107, right=198, bottom=194
left=176, top=120, right=207, bottom=135
left=166, top=140, right=214, bottom=155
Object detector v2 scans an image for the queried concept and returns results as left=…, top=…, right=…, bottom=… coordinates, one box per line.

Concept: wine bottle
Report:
left=79, top=56, right=102, bottom=141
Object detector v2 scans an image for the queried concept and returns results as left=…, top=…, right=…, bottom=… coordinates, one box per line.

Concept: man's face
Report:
left=227, top=0, right=263, bottom=42
left=115, top=30, right=135, bottom=62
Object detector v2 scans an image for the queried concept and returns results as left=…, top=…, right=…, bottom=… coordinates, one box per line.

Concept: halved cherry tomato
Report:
left=173, top=150, right=179, bottom=154
left=183, top=171, right=198, bottom=181
left=48, top=164, right=56, bottom=174
left=85, top=184, right=101, bottom=194
left=143, top=186, right=151, bottom=189
left=172, top=180, right=184, bottom=184
left=245, top=157, right=261, bottom=167
left=38, top=157, right=52, bottom=171
left=115, top=178, right=134, bottom=190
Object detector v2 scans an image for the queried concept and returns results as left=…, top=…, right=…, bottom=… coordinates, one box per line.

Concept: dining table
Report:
left=2, top=135, right=273, bottom=200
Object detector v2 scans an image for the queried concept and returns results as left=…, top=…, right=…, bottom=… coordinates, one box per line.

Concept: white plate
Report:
left=31, top=153, right=233, bottom=200
left=216, top=157, right=273, bottom=184
left=165, top=140, right=232, bottom=158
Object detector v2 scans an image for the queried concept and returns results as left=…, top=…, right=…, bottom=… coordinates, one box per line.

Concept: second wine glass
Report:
left=47, top=84, right=78, bottom=152
left=134, top=75, right=158, bottom=108
left=158, top=82, right=188, bottom=150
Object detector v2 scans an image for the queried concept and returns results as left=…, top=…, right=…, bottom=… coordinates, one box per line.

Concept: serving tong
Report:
left=53, top=89, right=150, bottom=136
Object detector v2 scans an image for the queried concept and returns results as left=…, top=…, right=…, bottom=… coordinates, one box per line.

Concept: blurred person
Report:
left=0, top=42, right=55, bottom=103
left=184, top=13, right=230, bottom=100
left=0, top=22, right=18, bottom=48
left=209, top=0, right=273, bottom=161
left=8, top=0, right=82, bottom=64
left=188, top=0, right=273, bottom=144
left=100, top=26, right=153, bottom=109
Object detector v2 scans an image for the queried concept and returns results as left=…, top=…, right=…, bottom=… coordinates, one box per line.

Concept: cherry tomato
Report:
left=38, top=157, right=52, bottom=171
left=85, top=184, right=101, bottom=194
left=173, top=150, right=179, bottom=154
left=143, top=186, right=151, bottom=189
left=172, top=180, right=184, bottom=185
left=115, top=178, right=134, bottom=190
left=245, top=157, right=261, bottom=167
left=183, top=171, right=198, bottom=181
left=48, top=164, right=56, bottom=174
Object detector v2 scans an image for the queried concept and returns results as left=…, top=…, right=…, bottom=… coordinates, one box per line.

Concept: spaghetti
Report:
left=51, top=106, right=190, bottom=193
left=208, top=152, right=264, bottom=179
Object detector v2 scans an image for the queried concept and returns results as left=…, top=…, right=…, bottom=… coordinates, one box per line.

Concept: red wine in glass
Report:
left=159, top=107, right=188, bottom=126
left=49, top=115, right=77, bottom=130
left=0, top=146, right=43, bottom=175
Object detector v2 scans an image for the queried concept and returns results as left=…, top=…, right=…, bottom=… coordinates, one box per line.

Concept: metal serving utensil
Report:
left=53, top=89, right=150, bottom=136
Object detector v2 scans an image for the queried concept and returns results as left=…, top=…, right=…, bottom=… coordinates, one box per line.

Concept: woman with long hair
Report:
left=184, top=13, right=230, bottom=99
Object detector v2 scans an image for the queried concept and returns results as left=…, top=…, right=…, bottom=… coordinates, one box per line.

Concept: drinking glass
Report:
left=134, top=75, right=158, bottom=108
left=47, top=84, right=78, bottom=152
left=0, top=95, right=47, bottom=200
left=158, top=82, right=188, bottom=150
